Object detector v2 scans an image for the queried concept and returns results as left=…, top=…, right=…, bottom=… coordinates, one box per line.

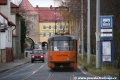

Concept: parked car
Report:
left=31, top=49, right=45, bottom=63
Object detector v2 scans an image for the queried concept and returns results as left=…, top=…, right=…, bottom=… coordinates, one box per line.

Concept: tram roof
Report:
left=48, top=34, right=77, bottom=40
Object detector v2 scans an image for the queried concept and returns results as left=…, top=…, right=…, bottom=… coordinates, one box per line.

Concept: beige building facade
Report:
left=26, top=13, right=39, bottom=44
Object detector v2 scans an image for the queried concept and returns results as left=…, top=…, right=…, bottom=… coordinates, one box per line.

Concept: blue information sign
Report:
left=100, top=38, right=114, bottom=62
left=101, top=16, right=113, bottom=28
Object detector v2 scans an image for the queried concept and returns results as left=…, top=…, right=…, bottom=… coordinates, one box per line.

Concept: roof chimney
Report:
left=36, top=5, right=38, bottom=8
left=50, top=5, right=53, bottom=10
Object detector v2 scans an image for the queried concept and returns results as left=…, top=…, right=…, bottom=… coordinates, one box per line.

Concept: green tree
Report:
left=21, top=19, right=26, bottom=53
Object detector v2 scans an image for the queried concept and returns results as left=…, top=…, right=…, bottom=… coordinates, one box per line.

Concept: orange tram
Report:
left=47, top=34, right=78, bottom=69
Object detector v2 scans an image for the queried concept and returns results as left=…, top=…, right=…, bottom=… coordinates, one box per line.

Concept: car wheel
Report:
left=42, top=60, right=44, bottom=63
left=31, top=60, right=34, bottom=63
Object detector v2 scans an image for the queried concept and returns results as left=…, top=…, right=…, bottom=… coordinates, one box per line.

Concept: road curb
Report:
left=78, top=65, right=97, bottom=77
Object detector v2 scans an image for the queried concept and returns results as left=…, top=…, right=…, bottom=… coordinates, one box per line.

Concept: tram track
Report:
left=21, top=63, right=47, bottom=80
left=45, top=72, right=54, bottom=80
left=70, top=73, right=75, bottom=80
left=44, top=68, right=76, bottom=80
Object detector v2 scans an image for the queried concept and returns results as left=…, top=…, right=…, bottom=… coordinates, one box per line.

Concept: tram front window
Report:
left=50, top=41, right=74, bottom=51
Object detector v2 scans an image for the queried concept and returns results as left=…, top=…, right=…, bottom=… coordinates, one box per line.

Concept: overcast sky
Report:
left=29, top=0, right=58, bottom=7
left=11, top=0, right=59, bottom=7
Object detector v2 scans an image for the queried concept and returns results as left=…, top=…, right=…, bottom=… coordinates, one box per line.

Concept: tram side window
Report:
left=70, top=41, right=74, bottom=50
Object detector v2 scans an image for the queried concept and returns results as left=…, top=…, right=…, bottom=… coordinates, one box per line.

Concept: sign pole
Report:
left=87, top=0, right=91, bottom=64
left=100, top=15, right=114, bottom=78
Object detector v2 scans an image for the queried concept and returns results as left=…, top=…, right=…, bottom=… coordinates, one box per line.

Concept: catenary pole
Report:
left=75, top=14, right=79, bottom=55
left=81, top=0, right=84, bottom=60
left=96, top=0, right=100, bottom=68
left=87, top=0, right=90, bottom=64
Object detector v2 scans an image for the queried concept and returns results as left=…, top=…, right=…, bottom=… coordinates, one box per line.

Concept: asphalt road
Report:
left=0, top=55, right=97, bottom=80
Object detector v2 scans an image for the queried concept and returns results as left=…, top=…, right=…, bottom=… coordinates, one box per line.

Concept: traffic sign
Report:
left=101, top=16, right=113, bottom=28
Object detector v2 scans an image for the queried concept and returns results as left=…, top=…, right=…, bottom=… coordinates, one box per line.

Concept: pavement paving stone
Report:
left=0, top=57, right=30, bottom=73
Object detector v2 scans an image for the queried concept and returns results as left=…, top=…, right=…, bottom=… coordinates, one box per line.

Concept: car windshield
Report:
left=33, top=50, right=43, bottom=54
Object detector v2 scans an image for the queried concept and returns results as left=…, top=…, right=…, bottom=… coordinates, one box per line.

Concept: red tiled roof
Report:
left=0, top=0, right=7, bottom=5
left=11, top=2, right=19, bottom=8
left=19, top=0, right=63, bottom=22
left=35, top=7, right=63, bottom=22
left=19, top=0, right=37, bottom=14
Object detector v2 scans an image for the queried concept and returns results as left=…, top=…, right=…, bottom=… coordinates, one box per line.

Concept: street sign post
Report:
left=100, top=15, right=113, bottom=62
left=100, top=15, right=114, bottom=78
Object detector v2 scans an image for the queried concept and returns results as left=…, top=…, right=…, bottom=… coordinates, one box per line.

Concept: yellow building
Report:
left=39, top=22, right=66, bottom=42
left=38, top=7, right=67, bottom=44
left=39, top=22, right=55, bottom=42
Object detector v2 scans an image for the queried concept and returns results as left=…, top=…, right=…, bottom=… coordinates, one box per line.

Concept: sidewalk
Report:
left=0, top=56, right=30, bottom=73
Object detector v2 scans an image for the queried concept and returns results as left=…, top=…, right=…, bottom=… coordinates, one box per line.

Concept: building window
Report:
left=49, top=25, right=51, bottom=29
left=43, top=33, right=46, bottom=37
left=49, top=33, right=51, bottom=37
left=31, top=24, right=35, bottom=30
left=43, top=25, right=46, bottom=29
left=31, top=17, right=34, bottom=21
left=60, top=25, right=62, bottom=29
